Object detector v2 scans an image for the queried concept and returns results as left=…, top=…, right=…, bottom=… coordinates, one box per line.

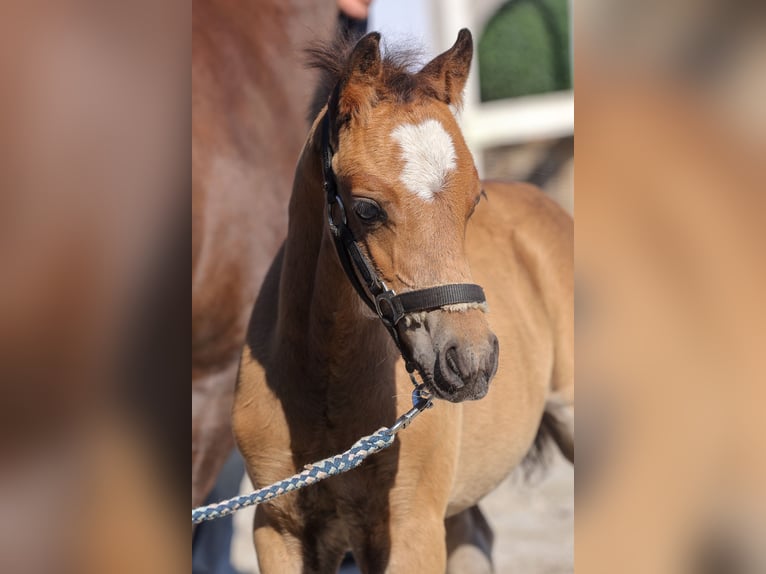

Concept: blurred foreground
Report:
left=0, top=1, right=188, bottom=572
left=576, top=1, right=766, bottom=572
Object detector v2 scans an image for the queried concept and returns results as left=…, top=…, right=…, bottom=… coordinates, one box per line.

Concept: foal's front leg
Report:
left=253, top=505, right=347, bottom=574
left=351, top=506, right=448, bottom=574
left=387, top=508, right=448, bottom=573
left=253, top=514, right=304, bottom=574
left=349, top=386, right=459, bottom=572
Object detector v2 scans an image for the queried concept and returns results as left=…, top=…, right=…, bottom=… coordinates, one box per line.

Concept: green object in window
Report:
left=478, top=0, right=571, bottom=101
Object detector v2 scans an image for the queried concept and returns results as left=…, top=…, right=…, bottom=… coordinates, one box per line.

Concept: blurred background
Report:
left=1, top=1, right=188, bottom=572
left=576, top=1, right=766, bottom=572
left=371, top=0, right=573, bottom=213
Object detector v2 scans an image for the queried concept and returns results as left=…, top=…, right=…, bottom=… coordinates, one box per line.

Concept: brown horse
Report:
left=234, top=30, right=573, bottom=572
left=191, top=0, right=336, bottom=509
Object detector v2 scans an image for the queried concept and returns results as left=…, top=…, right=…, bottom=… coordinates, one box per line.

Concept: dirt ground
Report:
left=230, top=450, right=573, bottom=573
left=480, top=452, right=574, bottom=573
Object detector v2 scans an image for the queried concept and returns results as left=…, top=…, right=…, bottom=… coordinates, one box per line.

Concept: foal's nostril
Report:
left=433, top=333, right=498, bottom=398
left=445, top=346, right=461, bottom=377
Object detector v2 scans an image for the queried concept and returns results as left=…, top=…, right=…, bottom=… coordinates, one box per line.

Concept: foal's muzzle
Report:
left=401, top=309, right=499, bottom=402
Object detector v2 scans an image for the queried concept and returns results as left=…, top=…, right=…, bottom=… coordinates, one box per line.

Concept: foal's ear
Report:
left=336, top=32, right=382, bottom=122
left=419, top=28, right=473, bottom=107
left=345, top=32, right=382, bottom=80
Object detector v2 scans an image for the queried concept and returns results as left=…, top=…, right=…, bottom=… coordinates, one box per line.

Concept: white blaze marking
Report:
left=391, top=119, right=456, bottom=201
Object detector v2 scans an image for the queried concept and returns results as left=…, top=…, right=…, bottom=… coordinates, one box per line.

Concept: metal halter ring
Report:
left=374, top=289, right=403, bottom=327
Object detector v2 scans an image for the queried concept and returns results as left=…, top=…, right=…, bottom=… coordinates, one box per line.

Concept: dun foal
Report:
left=234, top=30, right=573, bottom=573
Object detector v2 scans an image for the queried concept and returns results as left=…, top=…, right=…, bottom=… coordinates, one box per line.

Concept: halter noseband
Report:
left=319, top=112, right=487, bottom=354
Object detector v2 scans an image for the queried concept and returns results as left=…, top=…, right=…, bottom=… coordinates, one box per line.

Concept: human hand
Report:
left=337, top=0, right=372, bottom=20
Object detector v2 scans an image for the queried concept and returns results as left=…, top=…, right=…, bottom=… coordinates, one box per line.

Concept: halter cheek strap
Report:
left=320, top=113, right=487, bottom=348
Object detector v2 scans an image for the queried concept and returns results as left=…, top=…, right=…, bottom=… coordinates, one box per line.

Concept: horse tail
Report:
left=541, top=401, right=574, bottom=464
left=521, top=399, right=574, bottom=477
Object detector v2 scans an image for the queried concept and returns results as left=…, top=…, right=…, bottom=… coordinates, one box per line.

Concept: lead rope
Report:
left=192, top=382, right=432, bottom=524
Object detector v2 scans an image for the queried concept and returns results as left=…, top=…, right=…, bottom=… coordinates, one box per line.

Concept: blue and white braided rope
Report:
left=192, top=386, right=432, bottom=524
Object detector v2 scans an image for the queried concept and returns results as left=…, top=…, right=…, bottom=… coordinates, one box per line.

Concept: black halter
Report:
left=319, top=112, right=487, bottom=357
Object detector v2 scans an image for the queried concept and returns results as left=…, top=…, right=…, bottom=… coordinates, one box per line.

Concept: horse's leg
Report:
left=445, top=505, right=494, bottom=574
left=351, top=507, right=447, bottom=574
left=253, top=506, right=347, bottom=574
left=253, top=511, right=303, bottom=574
left=390, top=509, right=447, bottom=573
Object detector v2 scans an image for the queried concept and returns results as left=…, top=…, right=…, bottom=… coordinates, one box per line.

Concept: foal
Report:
left=234, top=30, right=573, bottom=573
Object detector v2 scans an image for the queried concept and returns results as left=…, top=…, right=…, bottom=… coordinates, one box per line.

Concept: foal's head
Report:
left=315, top=30, right=498, bottom=401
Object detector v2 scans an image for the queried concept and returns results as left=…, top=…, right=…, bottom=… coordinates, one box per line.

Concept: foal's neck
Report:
left=276, top=119, right=399, bottom=388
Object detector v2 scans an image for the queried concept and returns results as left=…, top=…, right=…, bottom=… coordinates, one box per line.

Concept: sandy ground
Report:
left=230, top=450, right=573, bottom=573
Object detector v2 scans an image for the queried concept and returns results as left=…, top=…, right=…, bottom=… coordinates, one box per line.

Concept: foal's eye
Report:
left=353, top=198, right=386, bottom=224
